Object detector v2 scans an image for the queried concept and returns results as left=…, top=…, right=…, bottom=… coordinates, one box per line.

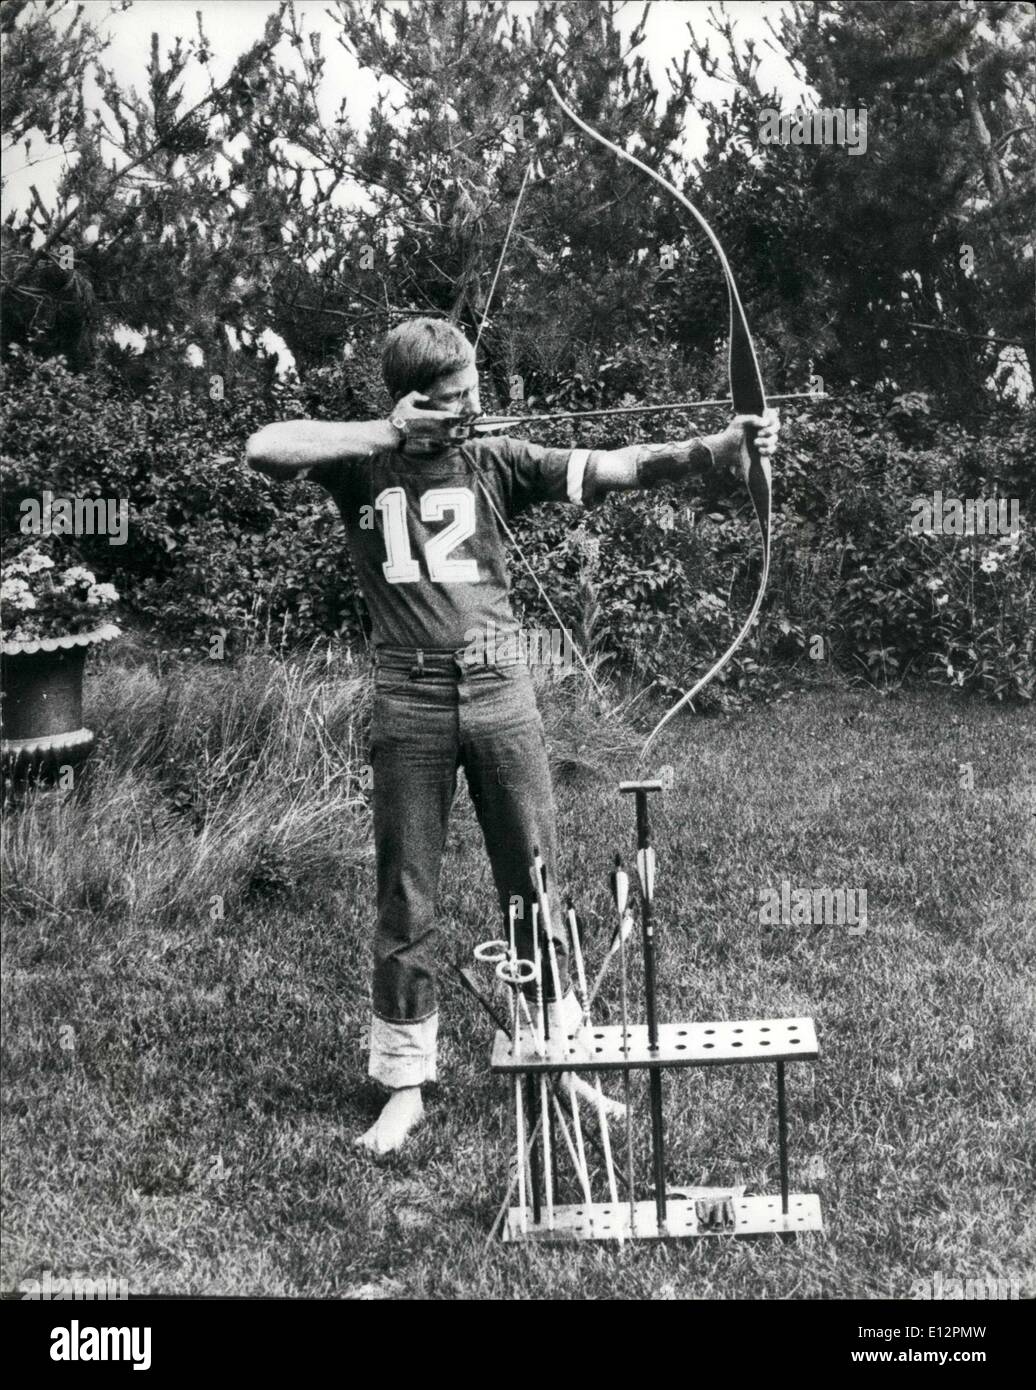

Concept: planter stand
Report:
left=1, top=624, right=119, bottom=779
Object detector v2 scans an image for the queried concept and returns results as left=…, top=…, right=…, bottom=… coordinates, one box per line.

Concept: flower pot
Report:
left=1, top=623, right=120, bottom=777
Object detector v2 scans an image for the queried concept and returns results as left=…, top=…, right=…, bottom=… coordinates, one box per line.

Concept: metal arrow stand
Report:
left=488, top=781, right=825, bottom=1244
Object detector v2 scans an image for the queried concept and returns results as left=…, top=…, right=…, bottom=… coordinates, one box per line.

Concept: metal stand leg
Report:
left=623, top=780, right=667, bottom=1231
left=527, top=1076, right=541, bottom=1223
left=649, top=1070, right=666, bottom=1230
left=777, top=1060, right=789, bottom=1216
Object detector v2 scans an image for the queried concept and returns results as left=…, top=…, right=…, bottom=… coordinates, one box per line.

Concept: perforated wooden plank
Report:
left=491, top=1018, right=818, bottom=1073
left=502, top=1193, right=823, bottom=1243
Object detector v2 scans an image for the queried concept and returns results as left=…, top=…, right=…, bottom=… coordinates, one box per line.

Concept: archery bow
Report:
left=471, top=85, right=775, bottom=747
left=545, top=81, right=772, bottom=765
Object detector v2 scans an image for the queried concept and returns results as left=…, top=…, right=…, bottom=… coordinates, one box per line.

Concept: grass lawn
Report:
left=2, top=648, right=1034, bottom=1299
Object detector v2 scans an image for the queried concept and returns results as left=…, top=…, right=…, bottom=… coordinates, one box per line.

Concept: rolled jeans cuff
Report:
left=369, top=1012, right=438, bottom=1089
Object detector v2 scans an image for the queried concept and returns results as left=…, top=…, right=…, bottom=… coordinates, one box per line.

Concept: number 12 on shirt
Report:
left=376, top=486, right=481, bottom=584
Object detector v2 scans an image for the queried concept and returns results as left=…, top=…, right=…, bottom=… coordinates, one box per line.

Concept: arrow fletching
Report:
left=610, top=852, right=629, bottom=916
left=637, top=846, right=656, bottom=903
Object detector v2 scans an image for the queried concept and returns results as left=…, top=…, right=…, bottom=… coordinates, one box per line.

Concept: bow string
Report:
left=546, top=81, right=772, bottom=764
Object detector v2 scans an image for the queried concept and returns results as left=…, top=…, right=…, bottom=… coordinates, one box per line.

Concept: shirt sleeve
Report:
left=300, top=458, right=349, bottom=491
left=481, top=436, right=590, bottom=516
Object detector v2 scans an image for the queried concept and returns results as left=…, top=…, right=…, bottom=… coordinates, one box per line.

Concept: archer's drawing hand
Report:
left=389, top=391, right=470, bottom=451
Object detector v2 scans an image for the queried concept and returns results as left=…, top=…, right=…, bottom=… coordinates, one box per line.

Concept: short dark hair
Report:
left=381, top=317, right=474, bottom=401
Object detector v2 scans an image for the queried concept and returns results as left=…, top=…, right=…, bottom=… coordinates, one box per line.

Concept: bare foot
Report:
left=563, top=1072, right=627, bottom=1121
left=354, top=1086, right=424, bottom=1157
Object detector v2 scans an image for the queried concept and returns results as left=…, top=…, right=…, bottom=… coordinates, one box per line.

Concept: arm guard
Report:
left=633, top=440, right=715, bottom=489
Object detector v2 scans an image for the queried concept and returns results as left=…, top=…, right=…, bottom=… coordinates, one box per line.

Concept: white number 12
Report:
left=375, top=486, right=480, bottom=584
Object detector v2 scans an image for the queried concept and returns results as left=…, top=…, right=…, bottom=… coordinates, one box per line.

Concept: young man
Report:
left=247, top=317, right=780, bottom=1156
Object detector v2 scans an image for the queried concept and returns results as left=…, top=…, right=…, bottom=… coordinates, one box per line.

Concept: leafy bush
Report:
left=0, top=348, right=367, bottom=652
left=838, top=526, right=1033, bottom=700
left=790, top=402, right=1034, bottom=702
left=508, top=395, right=1034, bottom=703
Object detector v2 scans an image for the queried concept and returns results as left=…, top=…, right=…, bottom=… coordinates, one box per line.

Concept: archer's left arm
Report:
left=583, top=411, right=781, bottom=499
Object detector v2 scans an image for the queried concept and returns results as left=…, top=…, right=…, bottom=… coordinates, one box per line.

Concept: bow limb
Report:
left=546, top=81, right=772, bottom=764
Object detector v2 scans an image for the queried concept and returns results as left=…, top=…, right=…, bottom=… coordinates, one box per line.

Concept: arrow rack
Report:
left=489, top=780, right=824, bottom=1243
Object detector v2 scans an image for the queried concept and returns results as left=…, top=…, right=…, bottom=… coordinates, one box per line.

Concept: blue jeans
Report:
left=368, top=649, right=568, bottom=1086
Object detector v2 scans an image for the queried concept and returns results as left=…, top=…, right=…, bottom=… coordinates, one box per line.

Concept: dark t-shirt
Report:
left=310, top=436, right=585, bottom=651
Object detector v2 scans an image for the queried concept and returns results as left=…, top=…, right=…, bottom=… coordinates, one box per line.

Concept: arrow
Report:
left=471, top=391, right=824, bottom=433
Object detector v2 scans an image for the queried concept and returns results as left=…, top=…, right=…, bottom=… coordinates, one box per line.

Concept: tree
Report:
left=770, top=0, right=1034, bottom=398
left=2, top=0, right=284, bottom=375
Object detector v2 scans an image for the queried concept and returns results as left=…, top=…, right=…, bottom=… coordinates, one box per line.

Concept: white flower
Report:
left=86, top=582, right=118, bottom=606
left=24, top=551, right=54, bottom=573
left=58, top=565, right=96, bottom=588
left=1, top=577, right=38, bottom=609
left=936, top=594, right=949, bottom=607
left=925, top=577, right=944, bottom=591
left=978, top=555, right=999, bottom=574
